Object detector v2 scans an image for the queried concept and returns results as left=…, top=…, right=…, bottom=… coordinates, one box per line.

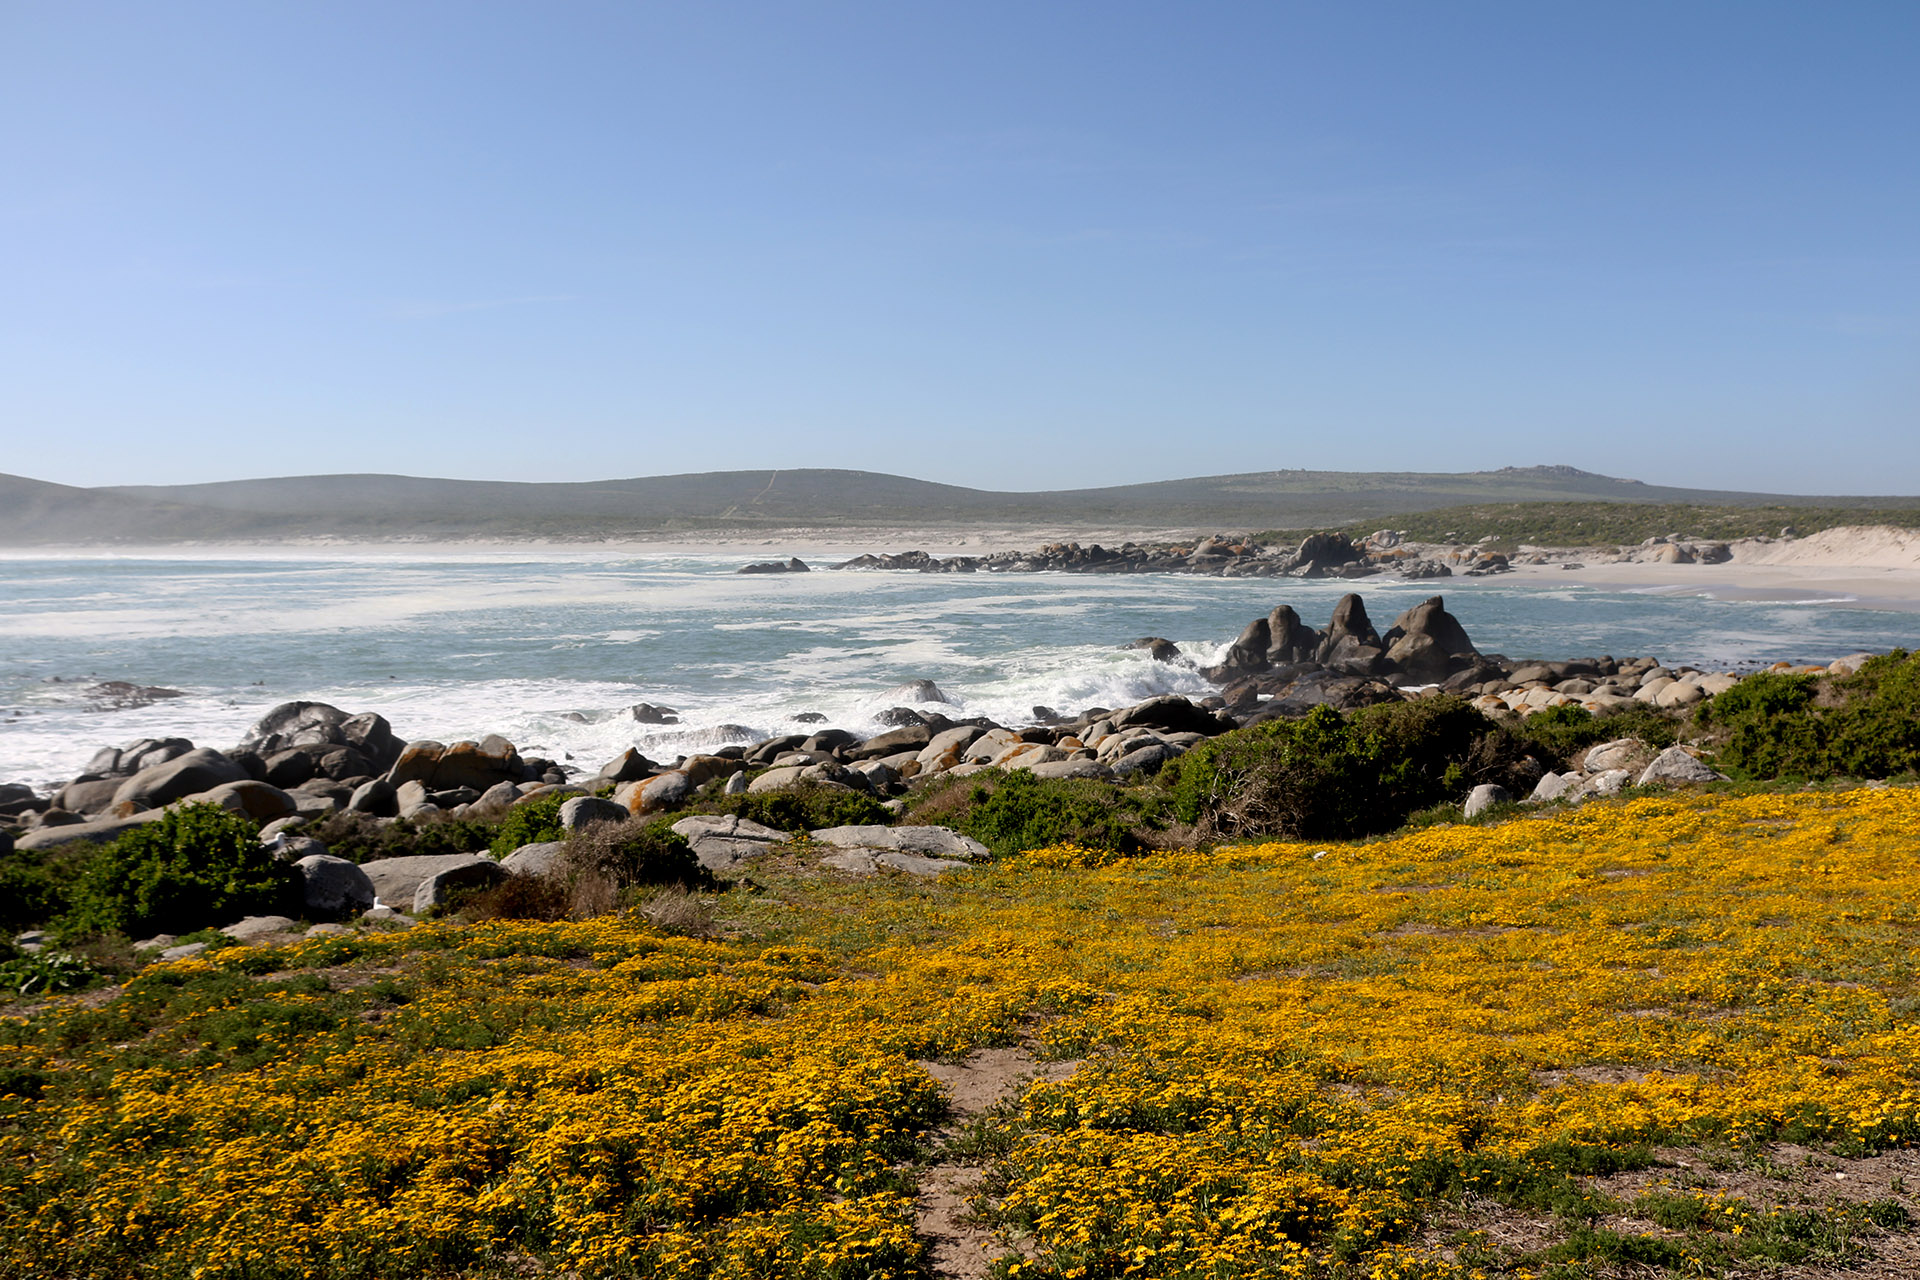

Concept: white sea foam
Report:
left=3, top=554, right=1916, bottom=793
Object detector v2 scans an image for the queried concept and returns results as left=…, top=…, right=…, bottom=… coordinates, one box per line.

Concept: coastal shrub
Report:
left=61, top=803, right=296, bottom=939
left=1701, top=651, right=1920, bottom=781
left=0, top=844, right=80, bottom=934
left=699, top=781, right=892, bottom=834
left=306, top=811, right=500, bottom=863
left=567, top=818, right=706, bottom=893
left=1164, top=697, right=1528, bottom=841
left=1510, top=701, right=1679, bottom=764
left=487, top=794, right=569, bottom=856
left=907, top=769, right=1166, bottom=858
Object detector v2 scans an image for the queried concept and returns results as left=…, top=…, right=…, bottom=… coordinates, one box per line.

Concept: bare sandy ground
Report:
left=1504, top=526, right=1920, bottom=612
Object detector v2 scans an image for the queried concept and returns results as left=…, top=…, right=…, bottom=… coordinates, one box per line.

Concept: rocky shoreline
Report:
left=4, top=587, right=1886, bottom=966
left=7, top=593, right=1874, bottom=867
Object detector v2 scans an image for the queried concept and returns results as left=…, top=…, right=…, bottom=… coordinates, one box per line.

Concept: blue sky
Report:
left=3, top=3, right=1916, bottom=493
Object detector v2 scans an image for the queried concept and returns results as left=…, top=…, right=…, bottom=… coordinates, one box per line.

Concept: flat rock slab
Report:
left=670, top=814, right=791, bottom=872
left=222, top=915, right=300, bottom=942
left=15, top=810, right=166, bottom=851
left=809, top=824, right=990, bottom=861
left=822, top=849, right=972, bottom=877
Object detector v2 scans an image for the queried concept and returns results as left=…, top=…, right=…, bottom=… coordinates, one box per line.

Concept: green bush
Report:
left=1163, top=697, right=1530, bottom=841
left=698, top=782, right=892, bottom=834
left=1701, top=652, right=1920, bottom=781
left=565, top=817, right=706, bottom=890
left=487, top=794, right=569, bottom=856
left=0, top=858, right=69, bottom=935
left=62, top=803, right=297, bottom=939
left=1509, top=701, right=1680, bottom=765
left=305, top=812, right=500, bottom=864
left=906, top=770, right=1165, bottom=858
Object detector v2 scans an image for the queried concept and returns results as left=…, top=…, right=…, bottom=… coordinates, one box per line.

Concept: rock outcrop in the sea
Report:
left=831, top=532, right=1482, bottom=580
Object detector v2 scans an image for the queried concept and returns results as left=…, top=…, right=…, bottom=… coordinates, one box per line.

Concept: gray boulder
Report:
left=1637, top=747, right=1725, bottom=787
left=112, top=748, right=249, bottom=812
left=636, top=770, right=693, bottom=812
left=238, top=702, right=403, bottom=773
left=670, top=814, right=790, bottom=871
left=475, top=781, right=523, bottom=811
left=809, top=824, right=989, bottom=861
left=412, top=860, right=508, bottom=913
left=347, top=777, right=398, bottom=817
left=295, top=855, right=377, bottom=918
left=1582, top=738, right=1649, bottom=773
left=822, top=849, right=971, bottom=877
left=879, top=679, right=951, bottom=705
left=1111, top=743, right=1174, bottom=776
left=1112, top=695, right=1216, bottom=736
left=559, top=795, right=628, bottom=830
left=847, top=724, right=934, bottom=760
left=55, top=777, right=123, bottom=816
left=267, top=834, right=329, bottom=864
left=1028, top=759, right=1110, bottom=780
left=191, top=779, right=299, bottom=823
left=747, top=765, right=808, bottom=793
left=1462, top=783, right=1511, bottom=818
left=361, top=853, right=497, bottom=911
left=1530, top=771, right=1580, bottom=803
left=221, top=915, right=300, bottom=942
left=595, top=748, right=657, bottom=784
left=501, top=841, right=568, bottom=877
left=1581, top=769, right=1633, bottom=799
left=15, top=810, right=165, bottom=851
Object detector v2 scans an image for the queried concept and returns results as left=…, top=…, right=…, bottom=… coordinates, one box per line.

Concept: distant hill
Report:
left=0, top=465, right=1913, bottom=545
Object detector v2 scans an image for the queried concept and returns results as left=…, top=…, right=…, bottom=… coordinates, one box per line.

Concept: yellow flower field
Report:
left=2, top=786, right=1917, bottom=1278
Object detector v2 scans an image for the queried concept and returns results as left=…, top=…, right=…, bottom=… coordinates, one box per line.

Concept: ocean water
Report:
left=2, top=549, right=1915, bottom=793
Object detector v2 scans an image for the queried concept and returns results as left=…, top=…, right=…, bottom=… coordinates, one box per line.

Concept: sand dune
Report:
left=1732, top=525, right=1920, bottom=569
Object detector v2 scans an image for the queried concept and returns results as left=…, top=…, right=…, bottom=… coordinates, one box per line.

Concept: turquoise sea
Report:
left=2, top=549, right=1913, bottom=792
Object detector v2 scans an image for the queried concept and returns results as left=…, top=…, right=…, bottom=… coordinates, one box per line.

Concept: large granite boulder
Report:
left=1638, top=746, right=1725, bottom=787
left=412, top=860, right=508, bottom=913
left=56, top=776, right=124, bottom=816
left=1111, top=695, right=1218, bottom=736
left=189, top=780, right=299, bottom=823
left=360, top=853, right=497, bottom=911
left=1315, top=593, right=1383, bottom=666
left=558, top=795, right=628, bottom=830
left=112, top=749, right=250, bottom=812
left=1266, top=605, right=1320, bottom=665
left=14, top=811, right=166, bottom=851
left=1380, top=596, right=1479, bottom=681
left=501, top=841, right=568, bottom=877
left=295, top=854, right=377, bottom=918
left=238, top=702, right=403, bottom=774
